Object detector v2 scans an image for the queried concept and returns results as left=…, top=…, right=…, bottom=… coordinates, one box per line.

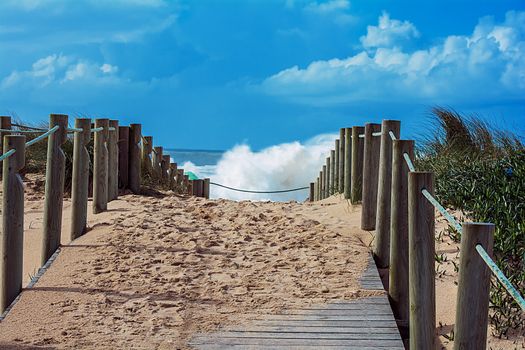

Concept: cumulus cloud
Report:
left=360, top=11, right=419, bottom=49
left=303, top=0, right=356, bottom=26
left=1, top=54, right=120, bottom=88
left=262, top=10, right=525, bottom=104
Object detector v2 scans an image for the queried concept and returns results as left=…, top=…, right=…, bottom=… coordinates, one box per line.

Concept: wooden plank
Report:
left=247, top=320, right=400, bottom=328
left=208, top=331, right=401, bottom=340
left=195, top=345, right=404, bottom=350
left=190, top=337, right=404, bottom=347
left=226, top=326, right=400, bottom=334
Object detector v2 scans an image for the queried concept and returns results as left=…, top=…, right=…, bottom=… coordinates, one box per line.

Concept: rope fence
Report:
left=210, top=182, right=309, bottom=194
left=311, top=120, right=525, bottom=349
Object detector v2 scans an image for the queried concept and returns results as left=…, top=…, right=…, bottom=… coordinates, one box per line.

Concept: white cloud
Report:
left=262, top=10, right=525, bottom=105
left=1, top=54, right=120, bottom=88
left=304, top=0, right=349, bottom=14
left=360, top=11, right=419, bottom=49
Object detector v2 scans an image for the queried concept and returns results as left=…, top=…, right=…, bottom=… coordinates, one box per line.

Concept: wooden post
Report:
left=309, top=182, right=314, bottom=202
left=108, top=120, right=119, bottom=201
left=330, top=150, right=335, bottom=195
left=169, top=162, right=177, bottom=189
left=351, top=126, right=364, bottom=203
left=203, top=178, right=210, bottom=199
left=374, top=120, right=401, bottom=267
left=454, top=223, right=494, bottom=350
left=70, top=118, right=91, bottom=241
left=193, top=179, right=204, bottom=197
left=334, top=140, right=340, bottom=193
left=42, top=114, right=68, bottom=265
left=325, top=158, right=331, bottom=197
left=183, top=175, right=189, bottom=195
left=408, top=172, right=435, bottom=350
left=162, top=155, right=170, bottom=183
left=343, top=127, right=352, bottom=199
left=142, top=136, right=153, bottom=175
left=1, top=135, right=25, bottom=313
left=314, top=178, right=319, bottom=201
left=153, top=146, right=163, bottom=178
left=322, top=165, right=327, bottom=199
left=93, top=118, right=109, bottom=214
left=0, top=116, right=11, bottom=157
left=187, top=177, right=193, bottom=196
left=128, top=124, right=141, bottom=194
left=361, top=123, right=381, bottom=231
left=118, top=126, right=129, bottom=189
left=319, top=169, right=324, bottom=200
left=388, top=139, right=414, bottom=328
left=339, top=128, right=345, bottom=193
left=176, top=169, right=184, bottom=193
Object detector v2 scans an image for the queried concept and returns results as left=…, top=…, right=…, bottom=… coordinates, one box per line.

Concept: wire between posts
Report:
left=476, top=244, right=525, bottom=311
left=421, top=189, right=463, bottom=232
left=0, top=149, right=16, bottom=162
left=10, top=123, right=47, bottom=132
left=25, top=125, right=60, bottom=147
left=210, top=182, right=309, bottom=194
left=91, top=127, right=104, bottom=133
left=0, top=128, right=51, bottom=134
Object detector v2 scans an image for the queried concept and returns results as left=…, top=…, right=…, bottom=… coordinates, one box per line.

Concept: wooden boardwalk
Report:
left=189, top=255, right=404, bottom=349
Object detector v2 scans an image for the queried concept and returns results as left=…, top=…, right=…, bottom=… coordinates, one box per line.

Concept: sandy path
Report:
left=0, top=192, right=370, bottom=349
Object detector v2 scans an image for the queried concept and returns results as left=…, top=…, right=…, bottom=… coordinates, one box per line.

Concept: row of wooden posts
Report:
left=309, top=120, right=496, bottom=350
left=0, top=114, right=210, bottom=314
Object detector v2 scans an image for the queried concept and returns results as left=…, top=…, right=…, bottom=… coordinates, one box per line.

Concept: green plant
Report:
left=418, top=107, right=525, bottom=336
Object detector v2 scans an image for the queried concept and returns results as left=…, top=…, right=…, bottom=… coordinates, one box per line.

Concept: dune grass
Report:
left=417, top=107, right=524, bottom=337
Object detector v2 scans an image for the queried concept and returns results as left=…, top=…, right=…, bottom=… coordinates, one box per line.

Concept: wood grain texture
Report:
left=42, top=114, right=68, bottom=265
left=153, top=146, right=163, bottom=179
left=454, top=222, right=494, bottom=350
left=93, top=118, right=109, bottom=214
left=350, top=126, right=364, bottom=204
left=118, top=126, right=129, bottom=189
left=361, top=123, right=381, bottom=231
left=374, top=120, right=400, bottom=268
left=128, top=124, right=142, bottom=194
left=330, top=150, right=335, bottom=195
left=343, top=127, right=352, bottom=199
left=408, top=171, right=435, bottom=350
left=70, top=118, right=91, bottom=240
left=141, top=136, right=153, bottom=176
left=322, top=165, right=327, bottom=199
left=107, top=120, right=119, bottom=201
left=334, top=140, right=339, bottom=193
left=388, top=139, right=414, bottom=325
left=338, top=128, right=345, bottom=193
left=1, top=135, right=25, bottom=313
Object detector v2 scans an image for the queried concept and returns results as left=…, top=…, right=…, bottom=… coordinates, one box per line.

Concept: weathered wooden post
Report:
left=70, top=118, right=91, bottom=240
left=176, top=169, right=184, bottom=193
left=322, top=165, right=327, bottom=199
left=374, top=120, right=401, bottom=267
left=162, top=155, right=170, bottom=183
left=343, top=127, right=352, bottom=199
left=330, top=150, right=335, bottom=195
left=339, top=128, right=345, bottom=193
left=454, top=223, right=495, bottom=350
left=388, top=139, right=414, bottom=331
left=42, top=114, right=68, bottom=265
left=118, top=126, right=129, bottom=189
left=309, top=182, right=314, bottom=202
left=361, top=123, right=381, bottom=230
left=326, top=157, right=331, bottom=197
left=408, top=172, right=435, bottom=350
left=152, top=146, right=162, bottom=178
left=169, top=162, right=177, bottom=189
left=314, top=178, right=319, bottom=201
left=142, top=136, right=153, bottom=175
left=128, top=124, right=142, bottom=194
left=0, top=116, right=11, bottom=155
left=193, top=179, right=204, bottom=197
left=183, top=174, right=190, bottom=194
left=108, top=120, right=119, bottom=201
left=93, top=118, right=109, bottom=214
left=1, top=135, right=25, bottom=313
left=351, top=126, right=364, bottom=203
left=203, top=178, right=210, bottom=199
left=187, top=177, right=193, bottom=196
left=334, top=140, right=339, bottom=193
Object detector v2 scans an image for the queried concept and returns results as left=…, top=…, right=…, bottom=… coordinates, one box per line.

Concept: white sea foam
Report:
left=182, top=133, right=337, bottom=201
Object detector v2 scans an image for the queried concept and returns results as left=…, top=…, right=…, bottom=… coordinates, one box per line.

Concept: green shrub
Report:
left=418, top=107, right=524, bottom=336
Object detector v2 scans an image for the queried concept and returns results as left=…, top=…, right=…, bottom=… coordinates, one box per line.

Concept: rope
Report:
left=26, top=125, right=59, bottom=147
left=404, top=153, right=416, bottom=172
left=421, top=189, right=463, bottom=232
left=476, top=245, right=525, bottom=311
left=210, top=182, right=309, bottom=194
left=0, top=149, right=16, bottom=162
left=91, top=127, right=104, bottom=133
left=372, top=131, right=382, bottom=136
left=67, top=127, right=84, bottom=133
left=389, top=131, right=397, bottom=140
left=0, top=128, right=50, bottom=134
left=10, top=123, right=47, bottom=131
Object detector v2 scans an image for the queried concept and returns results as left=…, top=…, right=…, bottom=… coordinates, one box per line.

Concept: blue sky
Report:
left=1, top=0, right=524, bottom=150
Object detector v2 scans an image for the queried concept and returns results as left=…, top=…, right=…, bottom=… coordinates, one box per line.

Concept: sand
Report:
left=0, top=176, right=523, bottom=349
left=0, top=180, right=370, bottom=349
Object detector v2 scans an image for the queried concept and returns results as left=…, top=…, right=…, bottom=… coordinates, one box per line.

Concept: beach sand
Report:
left=0, top=176, right=523, bottom=349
